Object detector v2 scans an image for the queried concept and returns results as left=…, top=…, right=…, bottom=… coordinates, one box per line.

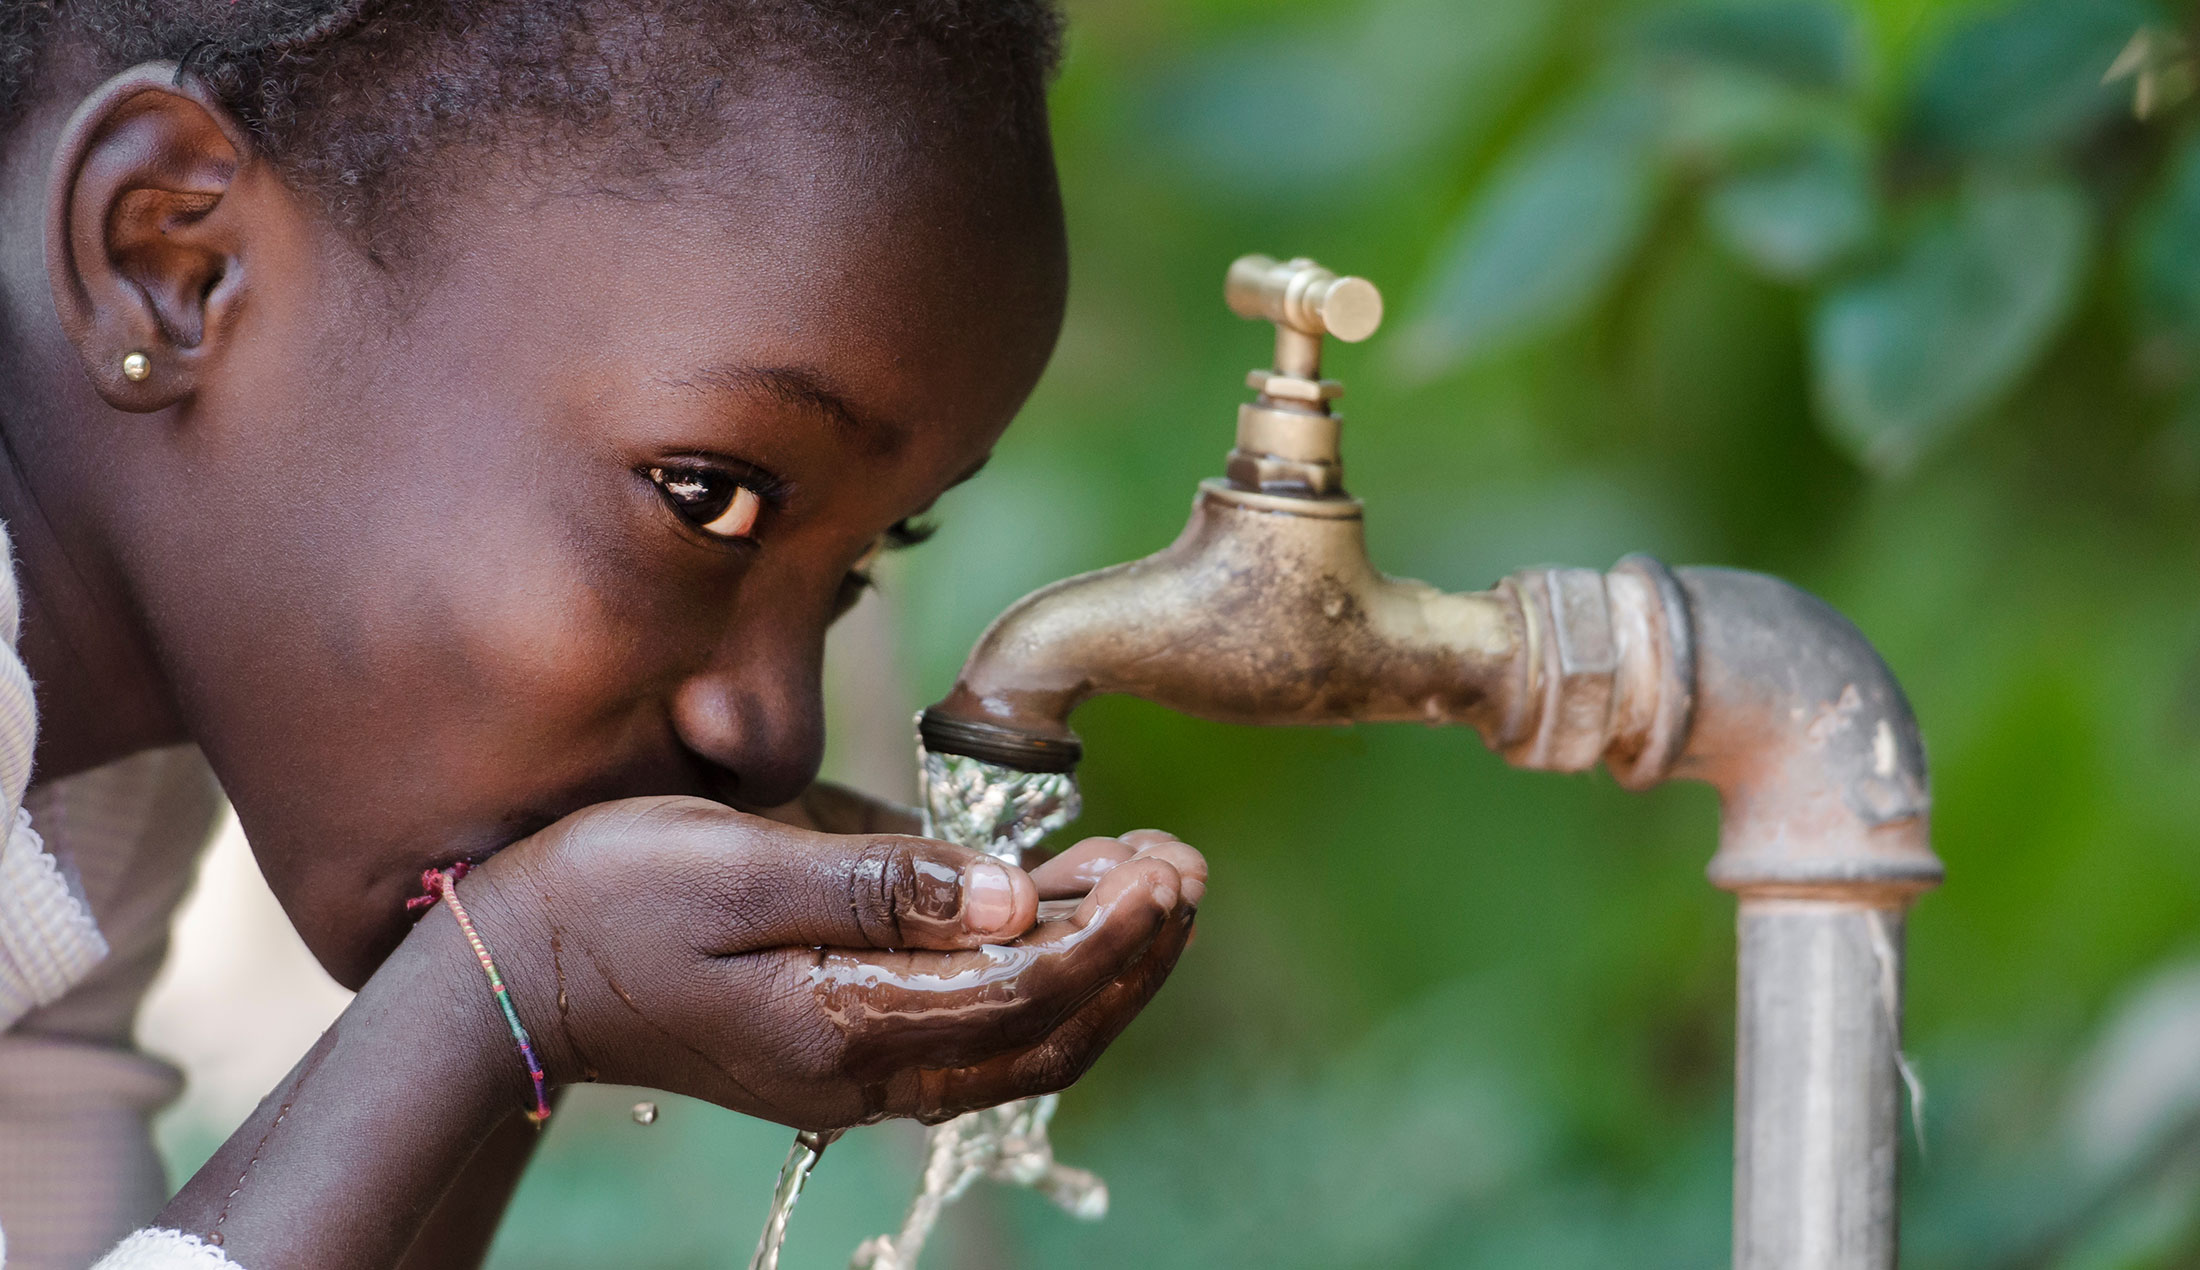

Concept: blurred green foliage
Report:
left=487, top=0, right=2200, bottom=1265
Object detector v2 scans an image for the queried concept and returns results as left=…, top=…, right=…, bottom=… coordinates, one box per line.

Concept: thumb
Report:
left=705, top=818, right=1040, bottom=953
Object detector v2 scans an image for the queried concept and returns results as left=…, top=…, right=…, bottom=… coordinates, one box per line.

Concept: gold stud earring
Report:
left=120, top=351, right=151, bottom=383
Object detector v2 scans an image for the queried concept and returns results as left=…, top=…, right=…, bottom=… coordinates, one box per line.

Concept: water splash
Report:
left=850, top=1094, right=1106, bottom=1270
left=849, top=746, right=1102, bottom=1270
left=748, top=1128, right=843, bottom=1270
left=915, top=747, right=1081, bottom=863
left=746, top=745, right=1093, bottom=1270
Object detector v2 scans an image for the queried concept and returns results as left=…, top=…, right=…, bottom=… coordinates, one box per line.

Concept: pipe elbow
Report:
left=1675, top=568, right=1939, bottom=901
left=1504, top=559, right=1940, bottom=902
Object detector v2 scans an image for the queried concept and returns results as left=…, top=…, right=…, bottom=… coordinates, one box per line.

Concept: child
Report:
left=0, top=2, right=1209, bottom=1266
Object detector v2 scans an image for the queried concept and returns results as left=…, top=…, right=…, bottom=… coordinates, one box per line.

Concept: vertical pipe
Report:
left=1665, top=568, right=1936, bottom=1270
left=1733, top=899, right=1905, bottom=1270
left=1503, top=562, right=1937, bottom=1267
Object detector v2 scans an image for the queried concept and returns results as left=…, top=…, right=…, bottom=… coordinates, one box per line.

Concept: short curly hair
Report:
left=2, top=0, right=1063, bottom=255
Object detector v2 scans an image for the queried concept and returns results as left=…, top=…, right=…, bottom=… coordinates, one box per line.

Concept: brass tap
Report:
left=918, top=254, right=1528, bottom=772
left=915, top=254, right=1934, bottom=893
left=917, top=252, right=1942, bottom=1267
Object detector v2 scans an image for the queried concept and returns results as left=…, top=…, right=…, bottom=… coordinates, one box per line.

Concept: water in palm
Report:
left=744, top=745, right=1097, bottom=1270
left=850, top=746, right=1102, bottom=1270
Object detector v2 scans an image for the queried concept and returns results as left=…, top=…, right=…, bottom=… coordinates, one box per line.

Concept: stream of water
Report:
left=747, top=1129, right=844, bottom=1270
left=745, top=744, right=1098, bottom=1270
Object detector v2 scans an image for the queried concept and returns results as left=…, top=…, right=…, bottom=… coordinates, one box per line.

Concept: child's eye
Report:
left=851, top=518, right=935, bottom=581
left=647, top=466, right=765, bottom=540
left=836, top=518, right=939, bottom=616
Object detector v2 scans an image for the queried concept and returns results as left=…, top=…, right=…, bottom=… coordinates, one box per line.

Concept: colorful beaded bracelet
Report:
left=410, top=863, right=552, bottom=1125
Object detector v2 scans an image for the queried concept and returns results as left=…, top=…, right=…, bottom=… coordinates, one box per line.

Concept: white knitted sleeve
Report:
left=0, top=541, right=106, bottom=1032
left=92, top=1229, right=246, bottom=1269
left=0, top=520, right=107, bottom=1033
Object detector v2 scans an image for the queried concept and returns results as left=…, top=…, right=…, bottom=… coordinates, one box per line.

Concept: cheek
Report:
left=373, top=465, right=737, bottom=741
left=160, top=401, right=729, bottom=810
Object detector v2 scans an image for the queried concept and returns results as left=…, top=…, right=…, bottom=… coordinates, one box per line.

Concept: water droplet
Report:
left=631, top=1101, right=658, bottom=1125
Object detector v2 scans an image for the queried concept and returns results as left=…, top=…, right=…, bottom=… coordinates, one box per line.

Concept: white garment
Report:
left=0, top=812, right=107, bottom=1029
left=1, top=748, right=227, bottom=1269
left=0, top=515, right=106, bottom=1031
left=87, top=1231, right=236, bottom=1270
left=0, top=515, right=240, bottom=1270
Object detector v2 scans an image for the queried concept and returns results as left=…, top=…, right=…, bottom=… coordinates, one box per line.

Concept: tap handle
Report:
left=1225, top=255, right=1383, bottom=382
left=1225, top=255, right=1384, bottom=342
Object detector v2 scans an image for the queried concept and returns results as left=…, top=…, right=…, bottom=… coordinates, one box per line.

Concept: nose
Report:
left=668, top=622, right=828, bottom=810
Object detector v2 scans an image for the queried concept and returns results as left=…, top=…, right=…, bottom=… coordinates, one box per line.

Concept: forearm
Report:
left=392, top=1100, right=555, bottom=1270
left=156, top=906, right=529, bottom=1270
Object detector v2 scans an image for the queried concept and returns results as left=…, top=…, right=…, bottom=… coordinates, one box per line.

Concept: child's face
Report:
left=137, top=132, right=1066, bottom=985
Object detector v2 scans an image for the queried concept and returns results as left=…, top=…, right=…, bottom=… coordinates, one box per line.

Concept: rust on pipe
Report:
left=1498, top=561, right=1938, bottom=900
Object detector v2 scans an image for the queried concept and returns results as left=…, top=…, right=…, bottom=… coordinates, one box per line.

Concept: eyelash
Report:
left=840, top=517, right=937, bottom=608
left=885, top=518, right=937, bottom=550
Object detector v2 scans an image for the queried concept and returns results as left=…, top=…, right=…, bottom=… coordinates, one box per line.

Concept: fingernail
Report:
left=963, top=860, right=1017, bottom=933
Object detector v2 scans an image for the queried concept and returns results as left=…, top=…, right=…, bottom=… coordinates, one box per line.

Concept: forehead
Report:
left=379, top=113, right=1067, bottom=445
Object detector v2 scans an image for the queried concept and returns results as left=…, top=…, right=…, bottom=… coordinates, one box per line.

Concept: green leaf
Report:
left=1150, top=0, right=1563, bottom=200
left=1705, top=137, right=1876, bottom=282
left=1400, top=84, right=1662, bottom=373
left=1636, top=2, right=1862, bottom=92
left=1654, top=64, right=1860, bottom=171
left=1812, top=176, right=2092, bottom=473
left=1908, top=0, right=2158, bottom=157
left=2127, top=126, right=2200, bottom=358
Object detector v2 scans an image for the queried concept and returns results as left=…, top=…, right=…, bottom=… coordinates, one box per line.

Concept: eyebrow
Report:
left=679, top=364, right=907, bottom=457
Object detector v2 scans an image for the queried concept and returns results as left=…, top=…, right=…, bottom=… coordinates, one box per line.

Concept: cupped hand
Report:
left=449, top=798, right=1205, bottom=1130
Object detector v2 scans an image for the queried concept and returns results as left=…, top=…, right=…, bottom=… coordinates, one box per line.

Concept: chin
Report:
left=267, top=837, right=458, bottom=992
left=304, top=877, right=423, bottom=992
left=249, top=779, right=612, bottom=991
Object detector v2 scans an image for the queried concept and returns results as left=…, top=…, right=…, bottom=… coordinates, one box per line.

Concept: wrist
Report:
left=412, top=867, right=556, bottom=1121
left=389, top=895, right=549, bottom=1123
left=156, top=902, right=532, bottom=1269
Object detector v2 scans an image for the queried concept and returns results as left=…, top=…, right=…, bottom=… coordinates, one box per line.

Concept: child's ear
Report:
left=45, top=64, right=269, bottom=413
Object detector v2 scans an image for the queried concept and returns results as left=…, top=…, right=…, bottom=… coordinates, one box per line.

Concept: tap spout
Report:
left=918, top=481, right=1524, bottom=772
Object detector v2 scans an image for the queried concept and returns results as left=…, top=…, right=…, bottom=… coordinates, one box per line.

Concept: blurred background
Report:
left=143, top=0, right=2200, bottom=1264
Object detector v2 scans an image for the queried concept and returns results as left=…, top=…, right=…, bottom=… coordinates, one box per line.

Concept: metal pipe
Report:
left=1462, top=561, right=1938, bottom=1269
left=1734, top=899, right=1905, bottom=1269
left=916, top=256, right=1942, bottom=1264
left=1675, top=567, right=1937, bottom=1270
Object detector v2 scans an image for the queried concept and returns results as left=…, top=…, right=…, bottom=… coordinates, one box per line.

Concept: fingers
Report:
left=1122, top=835, right=1206, bottom=908
left=658, top=803, right=1038, bottom=953
left=814, top=856, right=1182, bottom=1077
left=1052, top=838, right=1205, bottom=926
left=1029, top=836, right=1132, bottom=899
left=1030, top=831, right=1206, bottom=904
left=902, top=896, right=1197, bottom=1121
